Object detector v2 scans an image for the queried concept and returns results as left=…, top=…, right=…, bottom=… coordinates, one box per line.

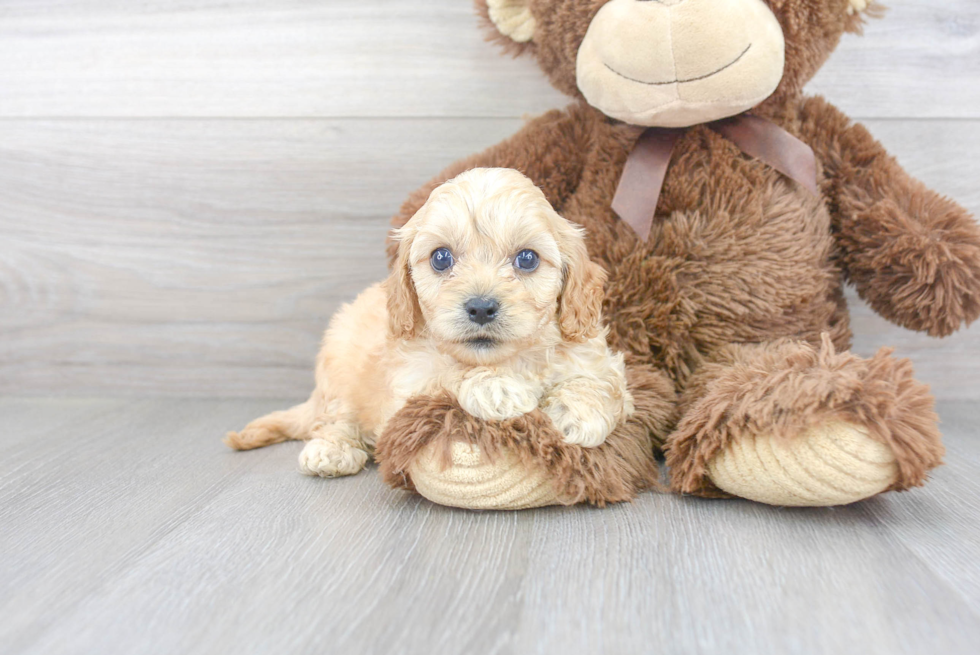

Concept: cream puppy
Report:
left=226, top=168, right=634, bottom=477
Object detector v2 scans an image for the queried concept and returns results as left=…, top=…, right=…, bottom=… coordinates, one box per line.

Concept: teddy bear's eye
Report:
left=514, top=249, right=540, bottom=272
left=430, top=247, right=455, bottom=272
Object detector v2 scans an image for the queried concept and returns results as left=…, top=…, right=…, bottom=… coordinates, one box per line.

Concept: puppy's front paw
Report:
left=541, top=394, right=617, bottom=448
left=457, top=371, right=541, bottom=421
left=298, top=438, right=369, bottom=478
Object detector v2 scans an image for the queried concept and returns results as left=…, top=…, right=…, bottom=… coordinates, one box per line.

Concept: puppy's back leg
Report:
left=226, top=283, right=380, bottom=464
left=224, top=398, right=315, bottom=451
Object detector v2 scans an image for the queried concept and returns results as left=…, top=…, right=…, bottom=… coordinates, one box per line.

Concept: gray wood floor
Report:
left=2, top=398, right=979, bottom=655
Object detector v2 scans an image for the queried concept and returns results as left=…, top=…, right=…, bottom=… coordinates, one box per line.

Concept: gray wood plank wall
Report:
left=1, top=0, right=979, bottom=399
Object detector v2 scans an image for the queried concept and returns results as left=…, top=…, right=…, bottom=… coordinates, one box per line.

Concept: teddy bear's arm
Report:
left=387, top=105, right=590, bottom=261
left=799, top=96, right=980, bottom=337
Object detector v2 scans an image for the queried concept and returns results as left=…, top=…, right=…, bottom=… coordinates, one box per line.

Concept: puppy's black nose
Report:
left=465, top=297, right=499, bottom=325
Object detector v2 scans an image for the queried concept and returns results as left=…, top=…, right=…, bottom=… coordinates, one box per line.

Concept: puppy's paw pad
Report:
left=298, top=438, right=368, bottom=478
left=542, top=400, right=613, bottom=448
left=458, top=374, right=540, bottom=421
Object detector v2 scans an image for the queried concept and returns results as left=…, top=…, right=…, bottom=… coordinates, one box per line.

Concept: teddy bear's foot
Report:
left=375, top=363, right=677, bottom=509
left=706, top=420, right=899, bottom=506
left=409, top=441, right=560, bottom=510
left=666, top=336, right=945, bottom=505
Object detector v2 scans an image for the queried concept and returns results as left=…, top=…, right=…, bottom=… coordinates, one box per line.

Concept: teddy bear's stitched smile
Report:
left=603, top=43, right=752, bottom=86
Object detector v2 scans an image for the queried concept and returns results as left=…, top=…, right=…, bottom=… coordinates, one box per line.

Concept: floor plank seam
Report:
left=857, top=503, right=980, bottom=622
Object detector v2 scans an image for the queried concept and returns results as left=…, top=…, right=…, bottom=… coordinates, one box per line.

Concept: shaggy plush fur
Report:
left=378, top=0, right=980, bottom=503
left=799, top=96, right=980, bottom=338
left=376, top=363, right=677, bottom=506
left=666, top=335, right=944, bottom=497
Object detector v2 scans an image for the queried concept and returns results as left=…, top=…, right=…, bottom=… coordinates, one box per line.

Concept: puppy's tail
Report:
left=224, top=398, right=315, bottom=451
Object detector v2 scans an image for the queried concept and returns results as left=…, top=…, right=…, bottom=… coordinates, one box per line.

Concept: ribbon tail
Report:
left=710, top=113, right=819, bottom=195
left=612, top=128, right=682, bottom=242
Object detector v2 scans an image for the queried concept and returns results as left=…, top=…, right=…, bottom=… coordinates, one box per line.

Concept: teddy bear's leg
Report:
left=408, top=440, right=561, bottom=510
left=375, top=363, right=676, bottom=509
left=665, top=335, right=944, bottom=506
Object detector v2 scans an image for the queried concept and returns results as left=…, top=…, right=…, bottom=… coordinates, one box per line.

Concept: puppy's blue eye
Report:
left=430, top=247, right=454, bottom=272
left=514, top=249, right=539, bottom=272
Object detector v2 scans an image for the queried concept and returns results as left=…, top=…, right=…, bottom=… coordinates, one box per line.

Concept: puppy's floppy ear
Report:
left=557, top=222, right=607, bottom=343
left=384, top=226, right=424, bottom=340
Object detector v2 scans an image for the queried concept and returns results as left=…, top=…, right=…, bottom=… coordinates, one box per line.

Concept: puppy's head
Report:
left=385, top=168, right=606, bottom=366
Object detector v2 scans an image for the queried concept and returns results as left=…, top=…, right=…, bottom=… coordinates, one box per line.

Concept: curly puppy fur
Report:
left=227, top=168, right=636, bottom=478
left=381, top=0, right=979, bottom=500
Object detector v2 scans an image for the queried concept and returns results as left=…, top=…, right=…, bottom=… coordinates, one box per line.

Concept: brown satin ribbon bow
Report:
left=612, top=113, right=819, bottom=241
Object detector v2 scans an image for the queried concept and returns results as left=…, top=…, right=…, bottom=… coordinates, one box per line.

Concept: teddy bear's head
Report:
left=479, top=0, right=879, bottom=127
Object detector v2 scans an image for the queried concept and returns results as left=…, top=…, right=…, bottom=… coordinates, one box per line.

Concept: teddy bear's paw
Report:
left=408, top=441, right=560, bottom=510
left=457, top=371, right=541, bottom=421
left=541, top=396, right=615, bottom=448
left=706, top=421, right=899, bottom=507
left=298, top=437, right=369, bottom=478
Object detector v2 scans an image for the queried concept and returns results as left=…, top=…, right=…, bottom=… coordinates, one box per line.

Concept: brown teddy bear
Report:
left=375, top=0, right=980, bottom=509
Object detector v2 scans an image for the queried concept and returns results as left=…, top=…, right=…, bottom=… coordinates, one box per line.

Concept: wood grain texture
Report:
left=0, top=118, right=513, bottom=397
left=0, top=0, right=976, bottom=119
left=1, top=398, right=978, bottom=655
left=0, top=398, right=287, bottom=652
left=2, top=118, right=978, bottom=398
left=863, top=402, right=980, bottom=611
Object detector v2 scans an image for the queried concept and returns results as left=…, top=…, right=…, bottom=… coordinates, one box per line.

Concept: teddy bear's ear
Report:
left=844, top=0, right=884, bottom=33
left=485, top=0, right=536, bottom=43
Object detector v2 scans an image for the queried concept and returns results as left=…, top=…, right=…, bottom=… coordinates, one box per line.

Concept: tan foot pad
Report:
left=706, top=421, right=899, bottom=507
left=408, top=441, right=560, bottom=510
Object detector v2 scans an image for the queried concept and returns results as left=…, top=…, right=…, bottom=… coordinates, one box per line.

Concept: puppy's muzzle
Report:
left=465, top=297, right=499, bottom=326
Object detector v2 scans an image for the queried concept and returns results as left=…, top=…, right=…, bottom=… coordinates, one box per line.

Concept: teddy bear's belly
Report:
left=566, top=183, right=849, bottom=378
